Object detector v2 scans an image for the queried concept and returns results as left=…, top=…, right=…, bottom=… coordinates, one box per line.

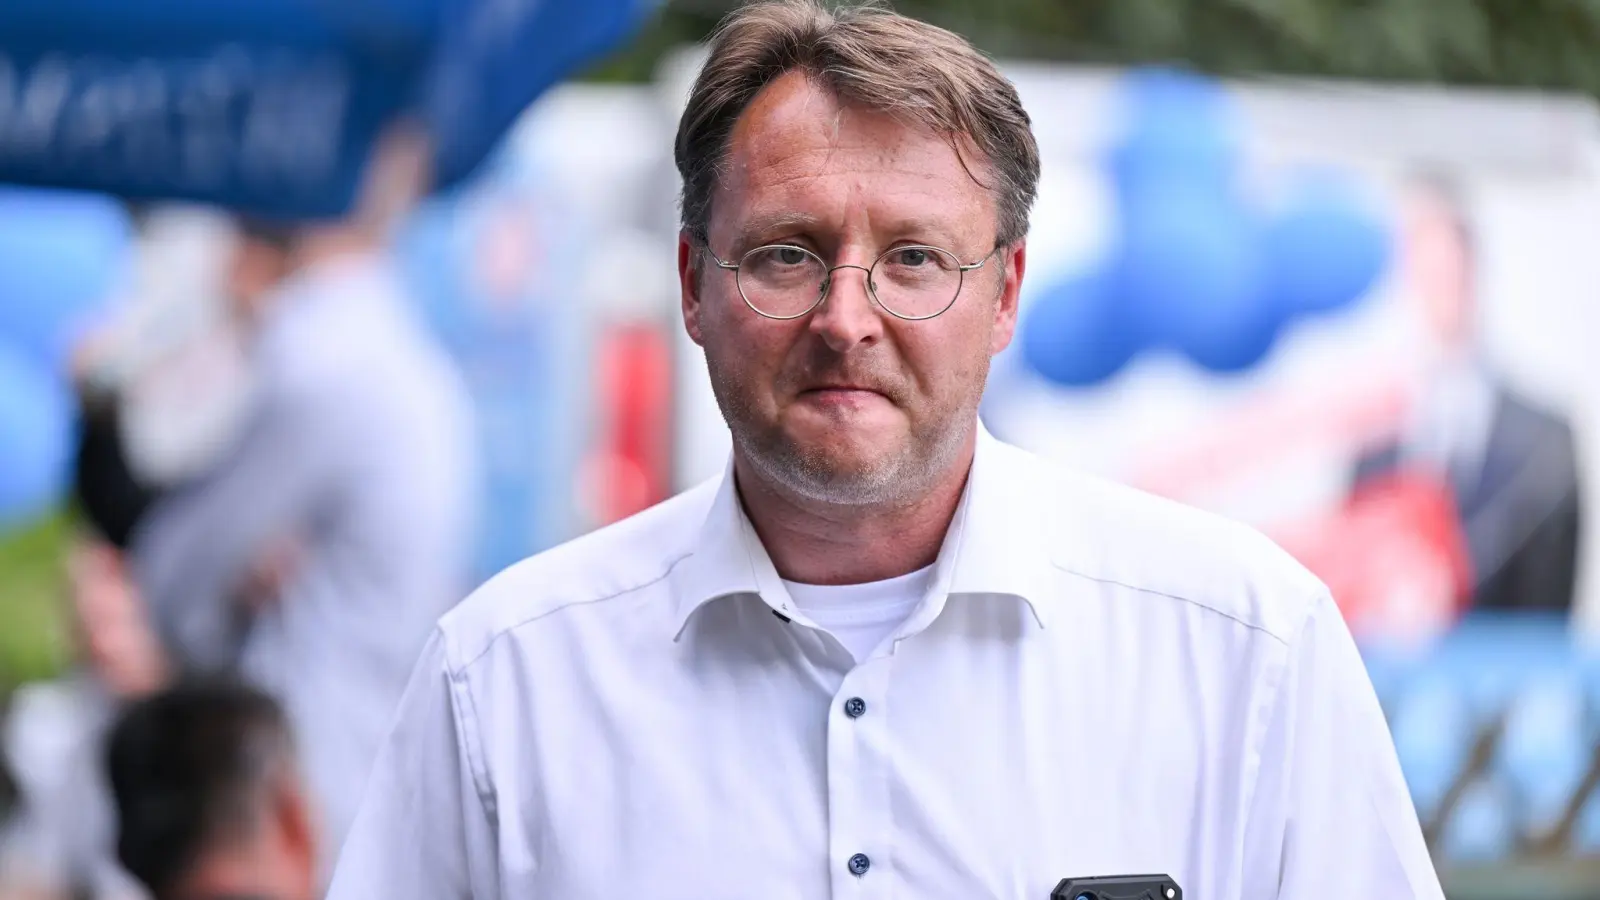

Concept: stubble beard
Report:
left=707, top=357, right=985, bottom=509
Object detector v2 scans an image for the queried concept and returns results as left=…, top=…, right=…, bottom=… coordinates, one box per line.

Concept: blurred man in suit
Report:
left=1353, top=172, right=1581, bottom=613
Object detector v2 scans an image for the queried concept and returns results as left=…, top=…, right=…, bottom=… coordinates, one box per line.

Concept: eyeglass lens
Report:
left=736, top=245, right=964, bottom=319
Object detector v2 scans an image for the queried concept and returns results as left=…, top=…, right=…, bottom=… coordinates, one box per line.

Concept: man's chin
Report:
left=763, top=440, right=907, bottom=503
left=790, top=420, right=902, bottom=463
left=785, top=401, right=902, bottom=442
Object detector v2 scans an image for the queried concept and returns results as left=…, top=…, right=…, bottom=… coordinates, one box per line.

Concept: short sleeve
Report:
left=1239, top=592, right=1445, bottom=899
left=326, top=628, right=500, bottom=899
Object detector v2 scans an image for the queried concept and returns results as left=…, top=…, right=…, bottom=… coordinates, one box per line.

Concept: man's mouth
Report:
left=803, top=384, right=880, bottom=395
left=797, top=384, right=890, bottom=408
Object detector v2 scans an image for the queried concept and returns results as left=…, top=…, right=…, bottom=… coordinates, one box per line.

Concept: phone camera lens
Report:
left=1074, top=893, right=1098, bottom=900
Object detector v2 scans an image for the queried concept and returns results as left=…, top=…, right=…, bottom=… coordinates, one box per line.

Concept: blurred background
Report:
left=5, top=0, right=1600, bottom=897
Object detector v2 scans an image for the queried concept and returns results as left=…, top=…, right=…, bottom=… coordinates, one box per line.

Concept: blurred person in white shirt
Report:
left=124, top=130, right=478, bottom=881
left=2, top=129, right=477, bottom=898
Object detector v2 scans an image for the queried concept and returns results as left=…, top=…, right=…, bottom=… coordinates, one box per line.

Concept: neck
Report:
left=180, top=845, right=314, bottom=900
left=735, top=429, right=977, bottom=586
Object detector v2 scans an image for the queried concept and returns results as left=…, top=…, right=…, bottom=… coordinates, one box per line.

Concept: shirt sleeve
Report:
left=128, top=375, right=342, bottom=670
left=1240, top=591, right=1445, bottom=900
left=326, top=628, right=501, bottom=900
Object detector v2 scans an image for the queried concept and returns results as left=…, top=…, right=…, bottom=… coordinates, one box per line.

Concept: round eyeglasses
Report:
left=708, top=243, right=995, bottom=321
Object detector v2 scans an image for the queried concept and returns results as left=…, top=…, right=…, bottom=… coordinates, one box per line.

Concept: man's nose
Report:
left=808, top=264, right=883, bottom=352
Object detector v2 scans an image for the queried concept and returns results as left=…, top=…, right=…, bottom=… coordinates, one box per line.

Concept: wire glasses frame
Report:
left=707, top=243, right=997, bottom=321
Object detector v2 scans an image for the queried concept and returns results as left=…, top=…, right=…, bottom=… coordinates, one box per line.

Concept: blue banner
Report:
left=0, top=0, right=652, bottom=218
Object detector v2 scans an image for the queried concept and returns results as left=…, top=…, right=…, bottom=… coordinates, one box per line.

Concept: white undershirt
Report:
left=782, top=564, right=935, bottom=663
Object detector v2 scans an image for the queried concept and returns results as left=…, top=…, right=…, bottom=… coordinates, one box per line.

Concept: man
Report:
left=106, top=681, right=319, bottom=900
left=128, top=136, right=479, bottom=879
left=329, top=3, right=1442, bottom=897
left=1353, top=172, right=1581, bottom=614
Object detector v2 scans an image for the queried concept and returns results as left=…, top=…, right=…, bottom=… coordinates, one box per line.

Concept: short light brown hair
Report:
left=675, top=0, right=1040, bottom=249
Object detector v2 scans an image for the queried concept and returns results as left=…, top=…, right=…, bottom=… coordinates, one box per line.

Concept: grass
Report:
left=0, top=511, right=71, bottom=694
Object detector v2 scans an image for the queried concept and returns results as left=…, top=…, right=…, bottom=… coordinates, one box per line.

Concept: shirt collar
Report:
left=935, top=424, right=1056, bottom=625
left=668, top=422, right=1056, bottom=639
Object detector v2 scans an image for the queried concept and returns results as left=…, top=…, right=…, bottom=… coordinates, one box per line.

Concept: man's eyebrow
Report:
left=727, top=211, right=976, bottom=254
left=879, top=216, right=963, bottom=245
left=732, top=211, right=823, bottom=246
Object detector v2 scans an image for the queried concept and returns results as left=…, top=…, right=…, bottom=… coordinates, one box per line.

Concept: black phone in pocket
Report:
left=1051, top=874, right=1182, bottom=900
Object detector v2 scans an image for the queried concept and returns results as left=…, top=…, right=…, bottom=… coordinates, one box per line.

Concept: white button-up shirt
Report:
left=329, top=426, right=1443, bottom=899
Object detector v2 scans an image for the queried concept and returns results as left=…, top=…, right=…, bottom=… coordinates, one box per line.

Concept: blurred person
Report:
left=2, top=205, right=289, bottom=900
left=121, top=129, right=478, bottom=882
left=0, top=542, right=163, bottom=900
left=0, top=208, right=210, bottom=900
left=4, top=206, right=274, bottom=898
left=1353, top=172, right=1582, bottom=612
left=106, top=680, right=318, bottom=900
left=330, top=3, right=1440, bottom=899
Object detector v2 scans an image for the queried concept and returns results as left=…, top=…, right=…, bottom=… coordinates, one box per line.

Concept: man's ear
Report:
left=679, top=231, right=706, bottom=347
left=990, top=240, right=1026, bottom=356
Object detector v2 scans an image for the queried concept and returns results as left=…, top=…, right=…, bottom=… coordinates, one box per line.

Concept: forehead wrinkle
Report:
left=741, top=79, right=932, bottom=184
left=752, top=142, right=962, bottom=193
left=717, top=75, right=996, bottom=251
left=735, top=156, right=985, bottom=254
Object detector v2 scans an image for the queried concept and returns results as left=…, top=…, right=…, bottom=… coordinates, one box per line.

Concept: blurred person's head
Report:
left=674, top=0, right=1036, bottom=508
left=226, top=220, right=297, bottom=325
left=106, top=681, right=317, bottom=900
left=227, top=125, right=432, bottom=326
left=1402, top=170, right=1478, bottom=356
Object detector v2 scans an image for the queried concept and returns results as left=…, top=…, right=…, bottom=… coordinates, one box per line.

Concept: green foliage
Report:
left=0, top=513, right=71, bottom=694
left=590, top=0, right=1600, bottom=98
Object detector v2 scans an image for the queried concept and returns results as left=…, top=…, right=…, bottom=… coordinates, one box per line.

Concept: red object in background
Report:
left=1276, top=469, right=1473, bottom=643
left=584, top=321, right=673, bottom=525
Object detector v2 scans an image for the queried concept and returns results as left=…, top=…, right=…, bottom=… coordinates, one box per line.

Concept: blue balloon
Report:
left=1261, top=173, right=1393, bottom=316
left=1107, top=67, right=1242, bottom=196
left=0, top=342, right=75, bottom=530
left=1112, top=181, right=1280, bottom=373
left=1180, top=284, right=1284, bottom=374
left=0, top=187, right=131, bottom=371
left=1020, top=272, right=1142, bottom=388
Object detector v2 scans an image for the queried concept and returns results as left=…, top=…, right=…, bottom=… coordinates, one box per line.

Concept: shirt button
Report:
left=847, top=852, right=871, bottom=876
left=844, top=697, right=867, bottom=718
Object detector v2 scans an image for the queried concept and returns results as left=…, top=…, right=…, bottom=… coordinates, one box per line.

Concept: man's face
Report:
left=679, top=70, right=1025, bottom=505
left=1402, top=189, right=1475, bottom=353
left=226, top=234, right=291, bottom=327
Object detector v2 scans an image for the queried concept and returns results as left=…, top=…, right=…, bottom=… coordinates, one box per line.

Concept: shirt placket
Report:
left=827, top=649, right=898, bottom=898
